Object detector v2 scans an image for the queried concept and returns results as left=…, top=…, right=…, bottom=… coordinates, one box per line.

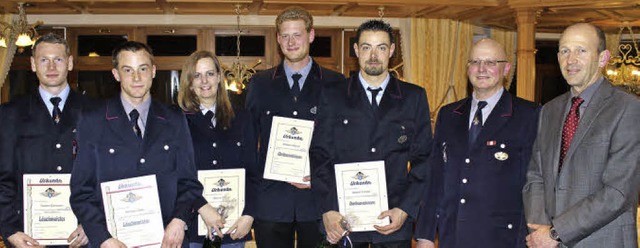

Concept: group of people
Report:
left=0, top=5, right=638, bottom=248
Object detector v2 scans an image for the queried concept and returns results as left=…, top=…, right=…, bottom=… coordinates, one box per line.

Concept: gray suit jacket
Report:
left=523, top=80, right=640, bottom=247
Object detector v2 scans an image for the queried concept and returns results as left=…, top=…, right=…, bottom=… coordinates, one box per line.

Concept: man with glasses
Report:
left=415, top=38, right=539, bottom=248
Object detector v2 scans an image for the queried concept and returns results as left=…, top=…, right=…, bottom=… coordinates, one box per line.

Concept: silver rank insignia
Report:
left=494, top=151, right=509, bottom=161
left=310, top=106, right=317, bottom=114
left=398, top=135, right=407, bottom=144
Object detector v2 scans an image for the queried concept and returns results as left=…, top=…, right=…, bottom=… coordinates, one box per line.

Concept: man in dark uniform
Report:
left=245, top=6, right=345, bottom=248
left=310, top=20, right=432, bottom=247
left=415, top=38, right=539, bottom=248
left=0, top=33, right=92, bottom=248
left=70, top=41, right=217, bottom=248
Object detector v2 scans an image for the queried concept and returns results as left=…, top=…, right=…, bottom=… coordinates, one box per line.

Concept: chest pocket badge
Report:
left=398, top=135, right=407, bottom=144
left=398, top=125, right=408, bottom=144
left=494, top=151, right=509, bottom=161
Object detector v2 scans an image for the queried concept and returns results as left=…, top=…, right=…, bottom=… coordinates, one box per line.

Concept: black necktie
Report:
left=50, top=97, right=62, bottom=124
left=129, top=109, right=142, bottom=139
left=367, top=87, right=382, bottom=111
left=291, top=74, right=302, bottom=98
left=204, top=110, right=215, bottom=128
left=469, top=101, right=487, bottom=145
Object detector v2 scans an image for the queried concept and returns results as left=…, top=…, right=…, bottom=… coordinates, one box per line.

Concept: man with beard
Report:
left=523, top=23, right=640, bottom=248
left=245, top=6, right=345, bottom=248
left=414, top=39, right=539, bottom=248
left=310, top=19, right=432, bottom=247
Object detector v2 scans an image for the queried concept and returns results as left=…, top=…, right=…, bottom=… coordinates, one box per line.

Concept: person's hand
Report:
left=526, top=223, right=560, bottom=248
left=100, top=238, right=127, bottom=248
left=288, top=175, right=311, bottom=189
left=161, top=218, right=186, bottom=248
left=322, top=211, right=346, bottom=244
left=373, top=208, right=408, bottom=235
left=198, top=204, right=225, bottom=239
left=7, top=232, right=42, bottom=248
left=68, top=224, right=89, bottom=248
left=226, top=215, right=254, bottom=240
left=416, top=239, right=436, bottom=248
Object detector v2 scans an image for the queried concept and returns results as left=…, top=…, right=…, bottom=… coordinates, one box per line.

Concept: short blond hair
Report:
left=276, top=6, right=313, bottom=32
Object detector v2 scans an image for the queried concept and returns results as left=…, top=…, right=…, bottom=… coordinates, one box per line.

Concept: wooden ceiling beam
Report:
left=331, top=2, right=357, bottom=16
left=263, top=0, right=500, bottom=7
left=412, top=5, right=447, bottom=17
left=0, top=2, right=16, bottom=14
left=156, top=0, right=176, bottom=14
left=455, top=7, right=491, bottom=20
left=593, top=9, right=626, bottom=22
left=509, top=0, right=637, bottom=9
left=248, top=0, right=264, bottom=15
left=56, top=0, right=88, bottom=14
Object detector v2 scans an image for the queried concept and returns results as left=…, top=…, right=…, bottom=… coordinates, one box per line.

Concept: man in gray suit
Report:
left=523, top=23, right=640, bottom=247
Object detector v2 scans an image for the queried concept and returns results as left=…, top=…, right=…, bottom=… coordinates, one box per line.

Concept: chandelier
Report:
left=222, top=4, right=261, bottom=94
left=0, top=3, right=43, bottom=48
left=603, top=25, right=640, bottom=95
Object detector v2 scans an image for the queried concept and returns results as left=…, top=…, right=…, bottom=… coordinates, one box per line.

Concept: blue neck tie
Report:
left=50, top=97, right=62, bottom=124
left=469, top=101, right=487, bottom=145
left=291, top=73, right=302, bottom=99
left=129, top=109, right=142, bottom=139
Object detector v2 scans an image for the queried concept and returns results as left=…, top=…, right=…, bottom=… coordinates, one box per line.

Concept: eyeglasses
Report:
left=467, top=59, right=508, bottom=67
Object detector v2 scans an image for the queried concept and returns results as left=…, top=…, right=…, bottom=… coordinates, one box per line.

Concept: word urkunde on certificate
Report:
left=23, top=174, right=77, bottom=245
left=334, top=161, right=390, bottom=232
left=101, top=174, right=164, bottom=248
left=197, top=168, right=245, bottom=235
left=263, top=116, right=314, bottom=184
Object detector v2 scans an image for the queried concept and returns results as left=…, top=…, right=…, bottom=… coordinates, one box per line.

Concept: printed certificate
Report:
left=263, top=116, right=314, bottom=184
left=101, top=174, right=164, bottom=248
left=334, top=161, right=389, bottom=232
left=23, top=174, right=77, bottom=245
left=197, top=168, right=245, bottom=236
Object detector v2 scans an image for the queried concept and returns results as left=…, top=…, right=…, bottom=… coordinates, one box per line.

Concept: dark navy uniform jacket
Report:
left=415, top=91, right=539, bottom=248
left=69, top=96, right=204, bottom=247
left=310, top=75, right=433, bottom=243
left=0, top=90, right=95, bottom=240
left=245, top=61, right=345, bottom=223
left=184, top=105, right=255, bottom=244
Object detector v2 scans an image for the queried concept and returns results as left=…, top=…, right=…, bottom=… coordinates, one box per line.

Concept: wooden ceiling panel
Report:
left=68, top=0, right=154, bottom=2
left=262, top=0, right=500, bottom=7
left=168, top=0, right=252, bottom=2
left=2, top=0, right=640, bottom=33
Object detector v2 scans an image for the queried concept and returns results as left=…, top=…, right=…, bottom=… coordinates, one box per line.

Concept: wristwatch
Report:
left=549, top=226, right=562, bottom=242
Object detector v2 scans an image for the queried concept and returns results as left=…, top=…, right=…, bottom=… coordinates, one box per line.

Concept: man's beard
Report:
left=364, top=65, right=385, bottom=76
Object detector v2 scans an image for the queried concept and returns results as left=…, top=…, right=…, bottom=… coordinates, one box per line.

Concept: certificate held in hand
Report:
left=197, top=168, right=245, bottom=236
left=263, top=116, right=314, bottom=184
left=100, top=174, right=165, bottom=248
left=334, top=161, right=389, bottom=232
left=23, top=174, right=77, bottom=246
